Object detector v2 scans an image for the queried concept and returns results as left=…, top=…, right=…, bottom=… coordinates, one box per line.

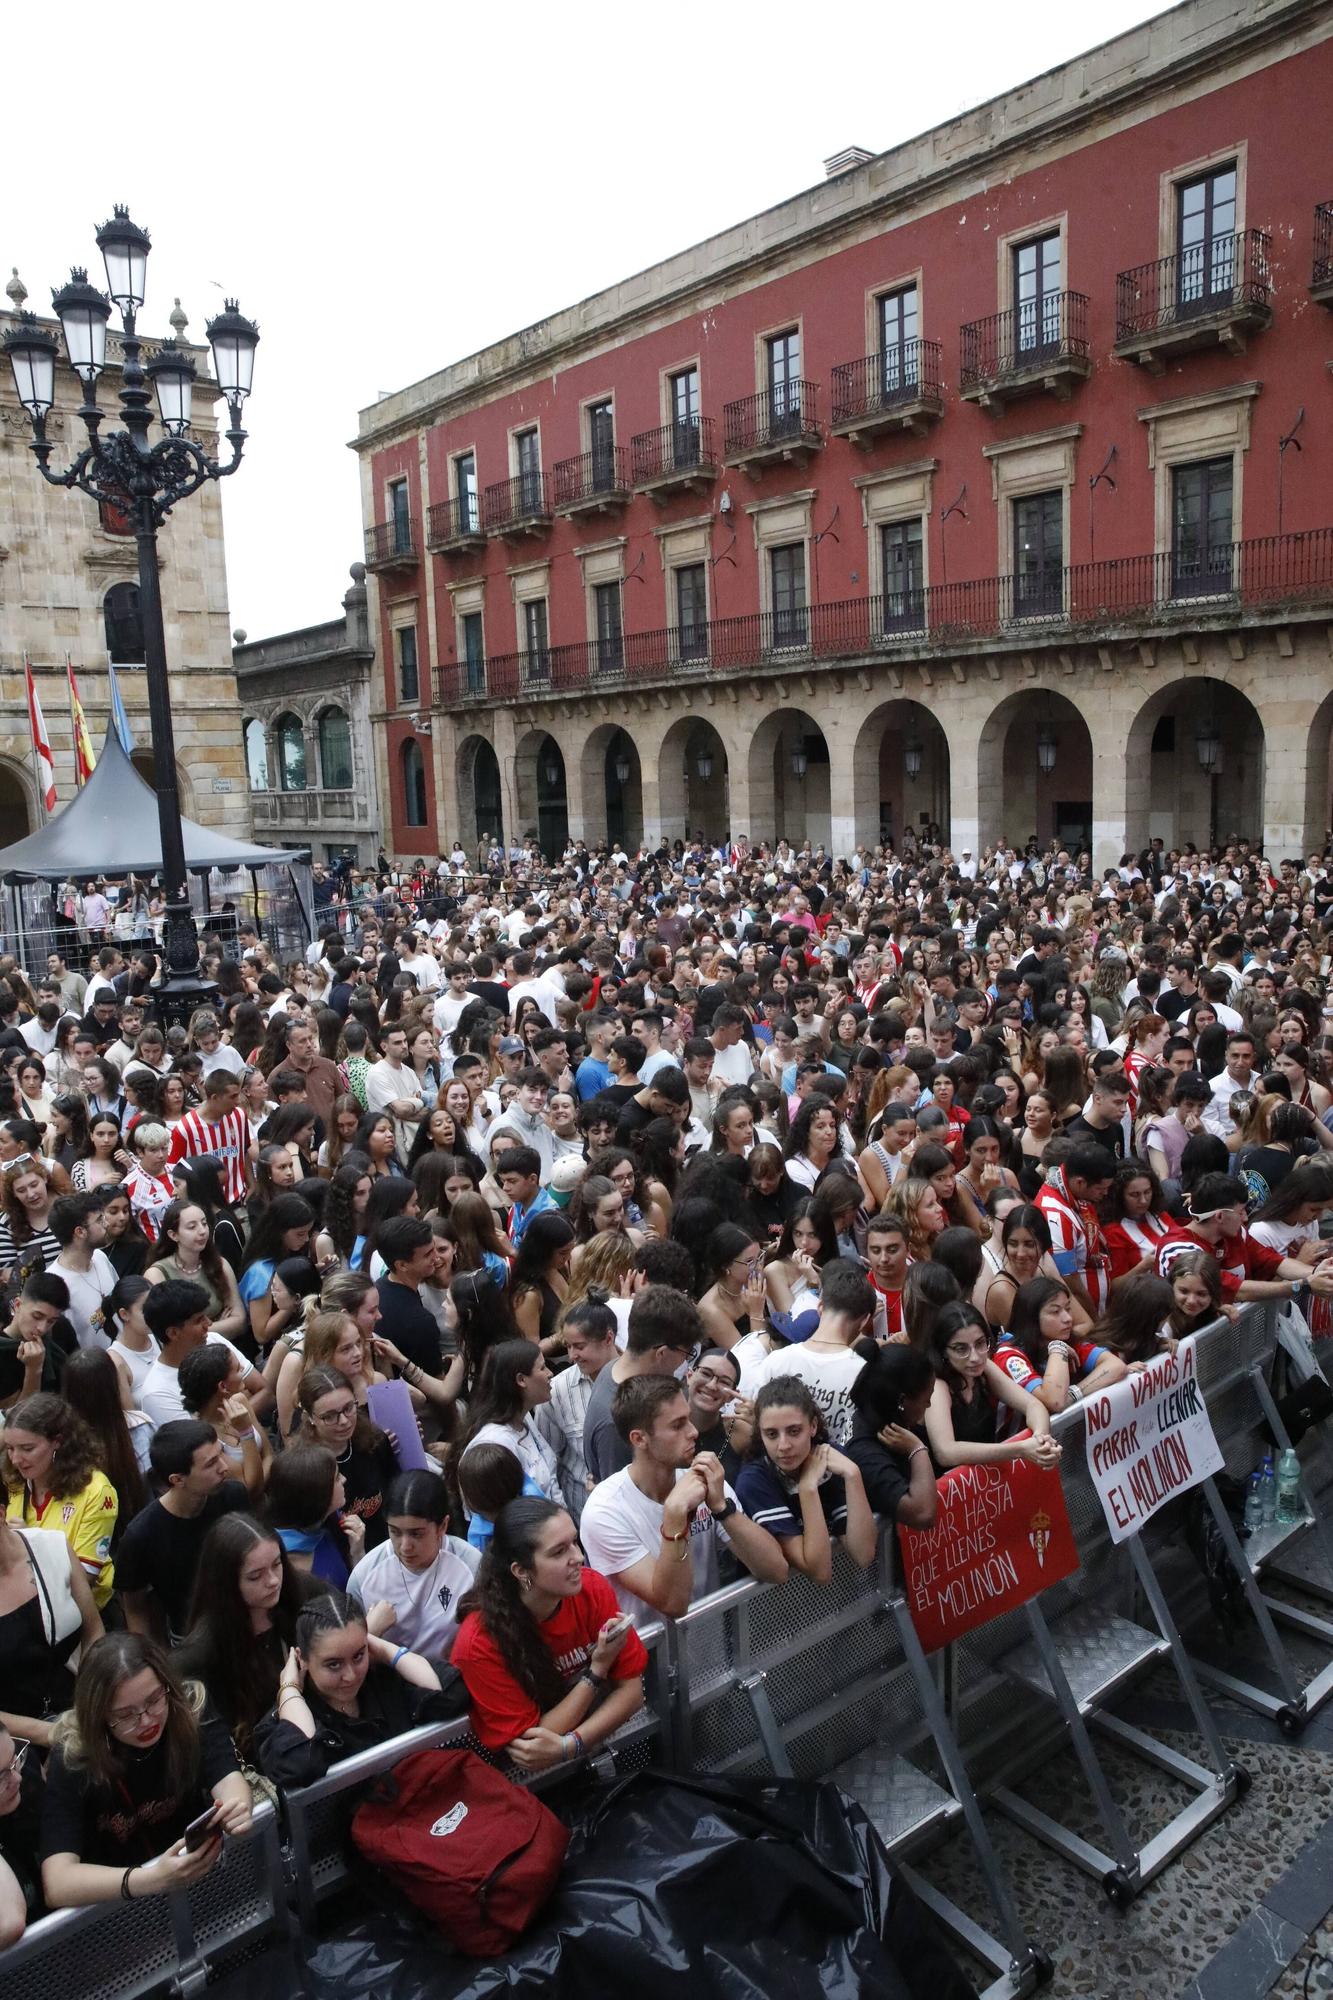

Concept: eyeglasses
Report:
left=0, top=1740, right=29, bottom=1785
left=694, top=1367, right=737, bottom=1387
left=108, top=1685, right=169, bottom=1731
left=945, top=1339, right=992, bottom=1358
left=317, top=1402, right=358, bottom=1424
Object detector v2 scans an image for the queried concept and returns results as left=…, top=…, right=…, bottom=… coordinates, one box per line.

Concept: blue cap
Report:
left=769, top=1308, right=820, bottom=1345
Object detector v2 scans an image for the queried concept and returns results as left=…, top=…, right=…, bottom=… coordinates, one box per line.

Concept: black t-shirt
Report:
left=338, top=1436, right=399, bottom=1549
left=40, top=1707, right=238, bottom=1868
left=615, top=1097, right=656, bottom=1144
left=1064, top=1113, right=1126, bottom=1162
left=468, top=980, right=511, bottom=1018
left=1158, top=988, right=1197, bottom=1023
left=844, top=1414, right=913, bottom=1521
left=114, top=1484, right=250, bottom=1638
left=0, top=1324, right=77, bottom=1401
left=0, top=1755, right=45, bottom=1921
left=374, top=1278, right=442, bottom=1377
left=253, top=1661, right=462, bottom=1791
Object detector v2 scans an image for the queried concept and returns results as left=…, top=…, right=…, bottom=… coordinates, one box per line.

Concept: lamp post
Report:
left=4, top=206, right=258, bottom=1026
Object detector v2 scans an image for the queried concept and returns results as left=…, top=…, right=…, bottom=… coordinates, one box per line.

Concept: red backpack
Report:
left=350, top=1747, right=569, bottom=1955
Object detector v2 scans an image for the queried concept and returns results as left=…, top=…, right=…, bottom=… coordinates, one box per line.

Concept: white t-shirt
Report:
left=54, top=1249, right=119, bottom=1351
left=579, top=1465, right=733, bottom=1628
left=751, top=1342, right=867, bottom=1446
left=730, top=1330, right=776, bottom=1399
left=138, top=1333, right=252, bottom=1426
left=709, top=1039, right=755, bottom=1089
left=347, top=1534, right=480, bottom=1661
left=462, top=1417, right=560, bottom=1501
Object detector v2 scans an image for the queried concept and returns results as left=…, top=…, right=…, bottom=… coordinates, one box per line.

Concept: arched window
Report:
left=244, top=718, right=270, bottom=791
left=317, top=707, right=353, bottom=790
left=104, top=582, right=144, bottom=663
left=402, top=738, right=428, bottom=826
left=275, top=713, right=307, bottom=792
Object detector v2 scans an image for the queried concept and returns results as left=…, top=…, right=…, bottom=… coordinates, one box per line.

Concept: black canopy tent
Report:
left=0, top=727, right=313, bottom=975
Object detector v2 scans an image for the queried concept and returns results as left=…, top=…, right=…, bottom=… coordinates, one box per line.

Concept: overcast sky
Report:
left=7, top=0, right=1168, bottom=641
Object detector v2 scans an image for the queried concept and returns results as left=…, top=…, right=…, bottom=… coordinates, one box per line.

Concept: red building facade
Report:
left=356, top=0, right=1333, bottom=870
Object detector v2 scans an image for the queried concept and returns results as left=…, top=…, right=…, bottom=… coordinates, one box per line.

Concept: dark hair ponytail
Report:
left=455, top=1497, right=568, bottom=1709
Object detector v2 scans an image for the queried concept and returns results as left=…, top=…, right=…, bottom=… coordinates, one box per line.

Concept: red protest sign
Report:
left=897, top=1456, right=1079, bottom=1654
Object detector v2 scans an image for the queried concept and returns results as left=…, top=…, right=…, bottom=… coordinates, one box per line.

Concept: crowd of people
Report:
left=3, top=822, right=1333, bottom=1953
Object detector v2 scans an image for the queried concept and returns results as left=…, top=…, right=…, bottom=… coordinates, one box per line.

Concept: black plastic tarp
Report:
left=221, top=1771, right=977, bottom=2000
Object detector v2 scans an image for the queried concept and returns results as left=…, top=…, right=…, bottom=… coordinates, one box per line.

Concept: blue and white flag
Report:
left=106, top=658, right=136, bottom=754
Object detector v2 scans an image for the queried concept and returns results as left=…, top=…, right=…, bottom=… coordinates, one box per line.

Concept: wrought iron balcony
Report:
left=1114, top=229, right=1272, bottom=368
left=430, top=527, right=1333, bottom=707
left=481, top=471, right=552, bottom=537
left=364, top=519, right=418, bottom=570
left=830, top=340, right=944, bottom=442
left=426, top=494, right=486, bottom=555
left=552, top=445, right=630, bottom=517
left=1312, top=204, right=1333, bottom=307
left=723, top=383, right=823, bottom=470
left=959, top=292, right=1091, bottom=408
left=630, top=417, right=718, bottom=498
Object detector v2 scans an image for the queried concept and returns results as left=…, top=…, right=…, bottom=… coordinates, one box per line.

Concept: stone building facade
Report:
left=233, top=566, right=382, bottom=868
left=0, top=287, right=250, bottom=848
left=355, top=0, right=1333, bottom=871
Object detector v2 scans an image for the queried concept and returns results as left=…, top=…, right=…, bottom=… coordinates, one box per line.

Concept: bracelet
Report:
left=278, top=1688, right=304, bottom=1707
left=391, top=1645, right=409, bottom=1668
left=560, top=1732, right=575, bottom=1764
left=659, top=1523, right=689, bottom=1543
left=569, top=1729, right=585, bottom=1760
left=907, top=1446, right=930, bottom=1464
left=121, top=1865, right=136, bottom=1902
left=581, top=1667, right=607, bottom=1690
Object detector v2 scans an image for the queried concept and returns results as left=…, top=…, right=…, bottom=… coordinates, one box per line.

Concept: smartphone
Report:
left=183, top=1807, right=221, bottom=1853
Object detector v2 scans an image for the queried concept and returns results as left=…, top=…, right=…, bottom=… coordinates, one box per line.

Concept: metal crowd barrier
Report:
left=12, top=1300, right=1333, bottom=1996
left=0, top=1799, right=285, bottom=2000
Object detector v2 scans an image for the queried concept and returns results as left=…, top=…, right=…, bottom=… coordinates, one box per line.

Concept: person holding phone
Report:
left=452, top=1497, right=647, bottom=1770
left=39, top=1631, right=250, bottom=1909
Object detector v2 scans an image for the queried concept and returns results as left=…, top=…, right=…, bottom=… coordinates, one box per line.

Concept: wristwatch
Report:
left=709, top=1498, right=739, bottom=1524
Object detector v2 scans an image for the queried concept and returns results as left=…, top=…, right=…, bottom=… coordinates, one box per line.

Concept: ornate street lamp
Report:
left=543, top=752, right=561, bottom=789
left=614, top=753, right=631, bottom=785
left=790, top=744, right=808, bottom=778
left=4, top=207, right=258, bottom=1025
left=696, top=750, right=713, bottom=781
left=1036, top=726, right=1058, bottom=776
left=904, top=739, right=923, bottom=781
left=1194, top=726, right=1221, bottom=774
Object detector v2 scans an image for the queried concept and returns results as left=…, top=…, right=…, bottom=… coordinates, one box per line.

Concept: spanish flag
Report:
left=67, top=658, right=95, bottom=787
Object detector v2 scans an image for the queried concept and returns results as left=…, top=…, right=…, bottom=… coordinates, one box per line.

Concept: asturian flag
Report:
left=106, top=658, right=136, bottom=754
left=67, top=658, right=96, bottom=787
left=24, top=657, right=57, bottom=812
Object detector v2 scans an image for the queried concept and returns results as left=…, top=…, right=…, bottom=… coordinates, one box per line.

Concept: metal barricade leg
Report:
left=993, top=1601, right=1140, bottom=1891
left=1187, top=1475, right=1307, bottom=1722
left=890, top=1599, right=1048, bottom=1997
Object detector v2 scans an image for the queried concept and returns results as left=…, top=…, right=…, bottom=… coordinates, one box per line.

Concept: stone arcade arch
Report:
left=657, top=717, right=729, bottom=847
left=746, top=708, right=832, bottom=852
left=977, top=688, right=1094, bottom=858
left=1123, top=678, right=1266, bottom=856
left=513, top=729, right=569, bottom=860
left=456, top=735, right=504, bottom=856
left=578, top=724, right=643, bottom=854
left=850, top=699, right=951, bottom=854
left=0, top=760, right=35, bottom=847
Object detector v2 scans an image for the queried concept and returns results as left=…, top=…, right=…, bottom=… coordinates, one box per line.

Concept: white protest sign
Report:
left=1084, top=1337, right=1224, bottom=1544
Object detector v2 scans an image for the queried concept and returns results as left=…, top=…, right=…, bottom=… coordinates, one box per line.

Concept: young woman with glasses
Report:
left=923, top=1302, right=1061, bottom=1472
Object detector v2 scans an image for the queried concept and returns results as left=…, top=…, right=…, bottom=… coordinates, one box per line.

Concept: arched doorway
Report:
left=130, top=750, right=195, bottom=815
left=602, top=728, right=642, bottom=854
left=851, top=700, right=950, bottom=852
left=747, top=708, right=831, bottom=851
left=658, top=717, right=729, bottom=847
left=457, top=736, right=503, bottom=856
left=534, top=735, right=568, bottom=860
left=978, top=690, right=1093, bottom=856
left=0, top=763, right=33, bottom=847
left=1125, top=680, right=1264, bottom=853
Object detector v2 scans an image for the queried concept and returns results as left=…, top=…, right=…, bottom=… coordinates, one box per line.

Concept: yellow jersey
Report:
left=7, top=1469, right=118, bottom=1606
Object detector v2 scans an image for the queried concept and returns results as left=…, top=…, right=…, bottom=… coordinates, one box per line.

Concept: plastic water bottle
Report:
left=1244, top=1471, right=1264, bottom=1531
left=1277, top=1450, right=1303, bottom=1525
left=1260, top=1455, right=1278, bottom=1524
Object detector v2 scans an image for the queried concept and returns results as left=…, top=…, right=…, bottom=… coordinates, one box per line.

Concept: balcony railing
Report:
left=631, top=416, right=718, bottom=491
left=959, top=292, right=1090, bottom=404
left=830, top=340, right=944, bottom=436
left=1114, top=230, right=1272, bottom=359
left=1313, top=203, right=1333, bottom=299
left=433, top=528, right=1333, bottom=707
left=552, top=445, right=630, bottom=513
left=364, top=519, right=417, bottom=568
left=426, top=494, right=485, bottom=552
left=482, top=471, right=551, bottom=535
left=723, top=382, right=822, bottom=462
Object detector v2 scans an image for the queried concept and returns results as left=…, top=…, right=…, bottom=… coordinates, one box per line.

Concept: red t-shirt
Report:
left=1156, top=1222, right=1282, bottom=1299
left=452, top=1567, right=648, bottom=1749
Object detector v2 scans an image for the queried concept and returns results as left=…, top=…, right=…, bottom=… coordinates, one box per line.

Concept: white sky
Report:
left=6, top=0, right=1168, bottom=641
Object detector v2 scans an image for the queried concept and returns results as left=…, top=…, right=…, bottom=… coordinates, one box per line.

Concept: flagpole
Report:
left=24, top=656, right=45, bottom=823
left=66, top=654, right=81, bottom=790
